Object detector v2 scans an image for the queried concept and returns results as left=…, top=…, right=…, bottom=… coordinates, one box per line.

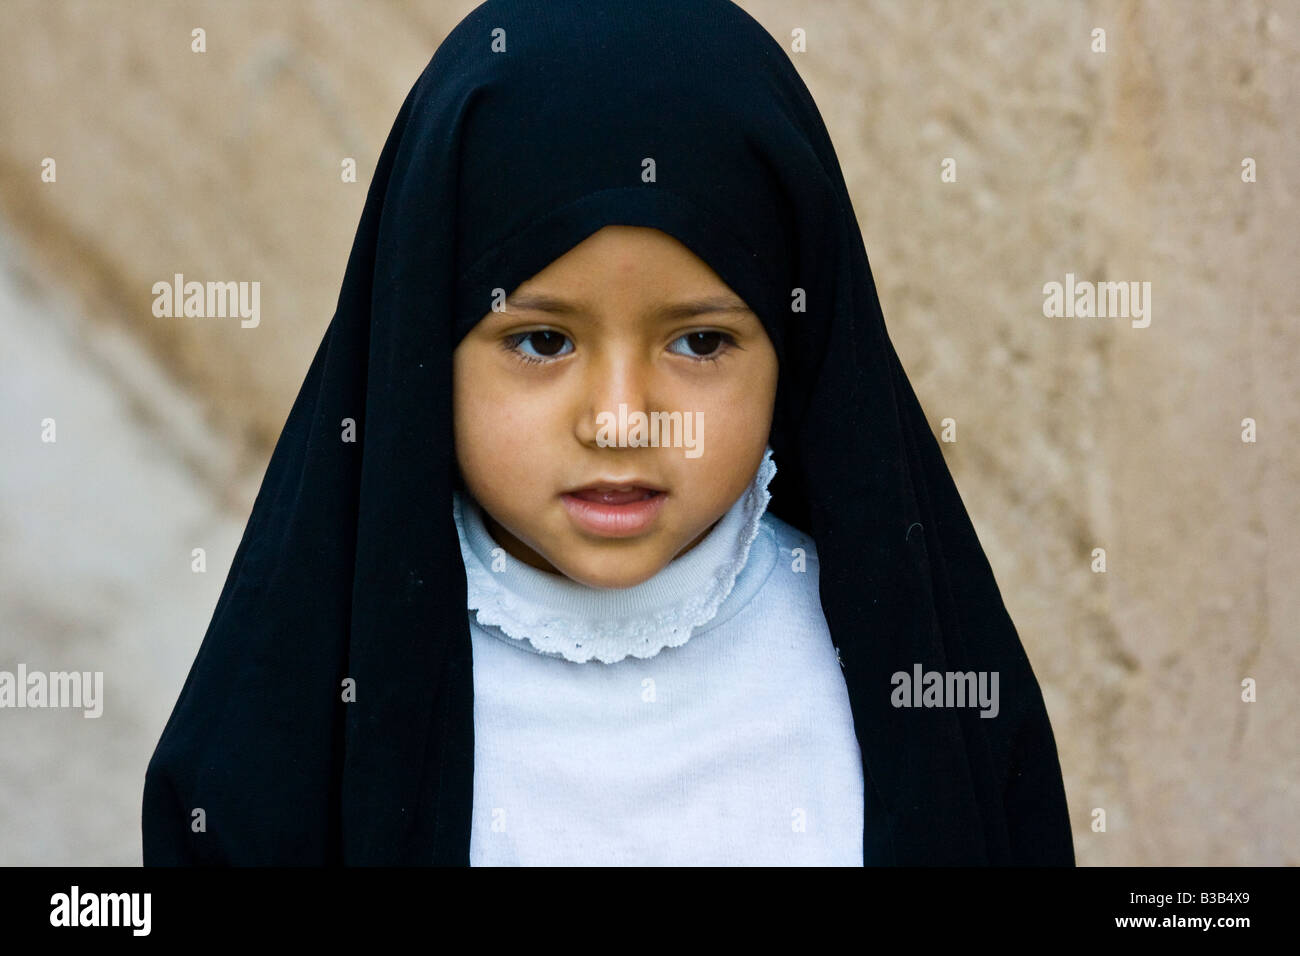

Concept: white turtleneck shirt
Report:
left=452, top=448, right=865, bottom=865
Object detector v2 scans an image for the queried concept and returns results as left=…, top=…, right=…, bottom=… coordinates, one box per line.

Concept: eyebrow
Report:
left=504, top=291, right=754, bottom=320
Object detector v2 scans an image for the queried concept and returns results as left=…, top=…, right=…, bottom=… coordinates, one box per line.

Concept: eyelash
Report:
left=500, top=330, right=739, bottom=367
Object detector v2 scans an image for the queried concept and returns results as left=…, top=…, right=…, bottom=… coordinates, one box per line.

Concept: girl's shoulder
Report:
left=759, top=510, right=819, bottom=568
left=748, top=512, right=823, bottom=618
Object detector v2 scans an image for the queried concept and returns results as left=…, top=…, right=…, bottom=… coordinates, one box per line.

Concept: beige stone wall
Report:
left=0, top=0, right=1294, bottom=864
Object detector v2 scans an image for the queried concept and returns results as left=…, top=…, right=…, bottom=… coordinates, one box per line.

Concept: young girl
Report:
left=143, top=0, right=1073, bottom=866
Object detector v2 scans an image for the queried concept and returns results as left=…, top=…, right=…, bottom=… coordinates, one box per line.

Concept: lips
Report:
left=560, top=481, right=668, bottom=537
left=566, top=486, right=662, bottom=505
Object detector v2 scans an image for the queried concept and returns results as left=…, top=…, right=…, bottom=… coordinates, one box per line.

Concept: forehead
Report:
left=501, top=226, right=755, bottom=320
left=527, top=225, right=727, bottom=283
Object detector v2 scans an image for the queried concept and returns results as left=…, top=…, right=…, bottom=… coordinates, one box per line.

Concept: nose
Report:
left=574, top=345, right=656, bottom=449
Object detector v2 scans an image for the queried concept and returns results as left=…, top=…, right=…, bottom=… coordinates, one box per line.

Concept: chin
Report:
left=558, top=552, right=665, bottom=590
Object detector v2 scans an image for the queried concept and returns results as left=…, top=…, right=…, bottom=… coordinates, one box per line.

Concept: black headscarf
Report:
left=143, top=0, right=1073, bottom=866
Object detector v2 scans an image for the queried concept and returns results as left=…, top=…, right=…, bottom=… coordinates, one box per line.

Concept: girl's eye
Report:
left=503, top=330, right=574, bottom=363
left=668, top=330, right=735, bottom=361
left=502, top=329, right=736, bottom=365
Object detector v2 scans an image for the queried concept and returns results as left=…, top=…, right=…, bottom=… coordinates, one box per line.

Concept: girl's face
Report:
left=453, top=225, right=779, bottom=588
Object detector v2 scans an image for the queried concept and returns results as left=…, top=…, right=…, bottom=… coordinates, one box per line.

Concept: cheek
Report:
left=453, top=354, right=557, bottom=489
left=669, top=360, right=775, bottom=507
left=689, top=372, right=775, bottom=445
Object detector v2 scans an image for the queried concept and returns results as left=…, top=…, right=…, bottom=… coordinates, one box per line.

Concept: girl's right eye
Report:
left=502, top=330, right=574, bottom=364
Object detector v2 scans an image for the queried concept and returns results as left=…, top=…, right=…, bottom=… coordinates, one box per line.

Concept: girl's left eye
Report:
left=667, top=331, right=736, bottom=361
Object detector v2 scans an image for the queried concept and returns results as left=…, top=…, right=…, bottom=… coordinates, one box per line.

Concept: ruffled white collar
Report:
left=452, top=447, right=777, bottom=664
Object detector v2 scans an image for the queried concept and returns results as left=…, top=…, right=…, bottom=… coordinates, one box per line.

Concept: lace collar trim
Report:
left=452, top=447, right=777, bottom=664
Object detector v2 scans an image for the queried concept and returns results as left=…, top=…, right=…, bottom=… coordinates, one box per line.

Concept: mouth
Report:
left=563, top=482, right=666, bottom=504
left=560, top=481, right=668, bottom=537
